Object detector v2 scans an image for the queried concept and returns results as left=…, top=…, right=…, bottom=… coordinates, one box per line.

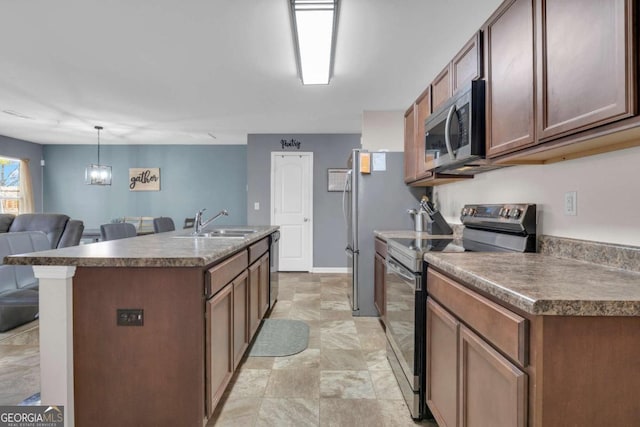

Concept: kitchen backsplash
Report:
left=538, top=235, right=640, bottom=274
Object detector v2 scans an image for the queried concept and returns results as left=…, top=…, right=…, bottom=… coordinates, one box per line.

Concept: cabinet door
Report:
left=248, top=262, right=261, bottom=339
left=452, top=31, right=482, bottom=94
left=537, top=0, right=634, bottom=140
left=233, top=270, right=249, bottom=368
left=373, top=252, right=386, bottom=322
left=485, top=0, right=536, bottom=157
left=206, top=284, right=233, bottom=417
left=415, top=87, right=433, bottom=178
left=459, top=325, right=527, bottom=427
left=259, top=253, right=270, bottom=318
left=426, top=298, right=459, bottom=427
left=432, top=65, right=452, bottom=112
left=404, top=105, right=417, bottom=183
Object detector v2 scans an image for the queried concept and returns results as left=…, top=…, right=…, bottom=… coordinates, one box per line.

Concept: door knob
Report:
left=304, top=218, right=309, bottom=222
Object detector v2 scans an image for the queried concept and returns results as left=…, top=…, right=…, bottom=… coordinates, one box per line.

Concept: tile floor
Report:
left=0, top=273, right=438, bottom=426
left=207, top=272, right=437, bottom=426
left=0, top=319, right=40, bottom=405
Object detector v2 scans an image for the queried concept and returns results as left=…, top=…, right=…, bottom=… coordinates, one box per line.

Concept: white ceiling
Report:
left=0, top=0, right=502, bottom=145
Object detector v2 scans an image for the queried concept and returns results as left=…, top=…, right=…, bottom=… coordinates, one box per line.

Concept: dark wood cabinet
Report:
left=427, top=269, right=528, bottom=427
left=248, top=261, right=261, bottom=338
left=485, top=0, right=536, bottom=157
left=259, top=253, right=270, bottom=318
left=432, top=65, right=452, bottom=112
left=374, top=238, right=387, bottom=322
left=415, top=87, right=433, bottom=178
left=404, top=105, right=417, bottom=183
left=460, top=325, right=527, bottom=427
left=536, top=0, right=635, bottom=141
left=452, top=32, right=482, bottom=94
left=206, top=283, right=233, bottom=417
left=232, top=270, right=249, bottom=369
left=426, top=298, right=459, bottom=427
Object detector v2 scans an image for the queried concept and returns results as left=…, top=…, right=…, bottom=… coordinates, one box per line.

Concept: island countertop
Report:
left=3, top=225, right=278, bottom=268
left=424, top=252, right=640, bottom=316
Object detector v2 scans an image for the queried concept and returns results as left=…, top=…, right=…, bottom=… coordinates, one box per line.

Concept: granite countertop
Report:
left=4, top=226, right=278, bottom=268
left=424, top=252, right=640, bottom=316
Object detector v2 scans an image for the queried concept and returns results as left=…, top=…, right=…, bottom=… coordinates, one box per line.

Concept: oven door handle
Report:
left=386, top=257, right=416, bottom=283
left=444, top=104, right=456, bottom=159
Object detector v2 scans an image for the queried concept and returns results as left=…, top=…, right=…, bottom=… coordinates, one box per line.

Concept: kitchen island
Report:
left=423, top=249, right=640, bottom=427
left=4, top=226, right=278, bottom=427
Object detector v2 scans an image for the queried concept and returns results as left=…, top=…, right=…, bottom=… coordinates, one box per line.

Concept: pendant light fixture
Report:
left=84, top=125, right=112, bottom=185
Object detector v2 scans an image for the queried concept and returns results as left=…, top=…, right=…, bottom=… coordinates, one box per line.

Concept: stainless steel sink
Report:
left=173, top=229, right=258, bottom=239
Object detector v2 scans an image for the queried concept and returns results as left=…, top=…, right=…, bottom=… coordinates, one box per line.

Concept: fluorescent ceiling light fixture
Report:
left=290, top=0, right=339, bottom=85
left=85, top=125, right=112, bottom=186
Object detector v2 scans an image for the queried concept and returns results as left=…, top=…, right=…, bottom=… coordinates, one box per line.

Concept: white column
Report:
left=33, top=266, right=77, bottom=427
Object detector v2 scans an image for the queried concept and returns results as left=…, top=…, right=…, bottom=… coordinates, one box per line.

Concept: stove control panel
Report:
left=460, top=203, right=536, bottom=234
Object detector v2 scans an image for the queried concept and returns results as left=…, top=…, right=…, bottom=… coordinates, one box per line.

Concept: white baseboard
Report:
left=310, top=267, right=349, bottom=274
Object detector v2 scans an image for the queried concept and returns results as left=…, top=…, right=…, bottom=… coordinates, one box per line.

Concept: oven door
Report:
left=385, top=255, right=423, bottom=418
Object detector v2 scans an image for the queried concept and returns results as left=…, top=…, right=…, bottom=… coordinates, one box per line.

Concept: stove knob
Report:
left=510, top=208, right=521, bottom=219
left=461, top=208, right=468, bottom=216
left=502, top=208, right=510, bottom=218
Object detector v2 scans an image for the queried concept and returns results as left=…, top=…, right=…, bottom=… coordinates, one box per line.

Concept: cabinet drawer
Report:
left=374, top=237, right=387, bottom=258
left=427, top=269, right=527, bottom=366
left=207, top=250, right=248, bottom=297
left=249, top=237, right=269, bottom=264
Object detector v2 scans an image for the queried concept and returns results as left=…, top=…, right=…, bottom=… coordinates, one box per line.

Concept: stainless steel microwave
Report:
left=425, top=80, right=486, bottom=173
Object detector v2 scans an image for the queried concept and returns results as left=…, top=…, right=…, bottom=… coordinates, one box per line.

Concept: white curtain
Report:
left=19, top=159, right=34, bottom=213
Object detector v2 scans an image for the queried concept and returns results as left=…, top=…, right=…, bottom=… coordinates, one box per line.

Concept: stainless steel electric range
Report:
left=384, top=203, right=537, bottom=420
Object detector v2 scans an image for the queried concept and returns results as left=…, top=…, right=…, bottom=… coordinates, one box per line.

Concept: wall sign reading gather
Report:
left=129, top=168, right=160, bottom=191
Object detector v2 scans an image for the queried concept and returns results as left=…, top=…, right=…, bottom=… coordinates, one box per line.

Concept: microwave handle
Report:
left=444, top=104, right=456, bottom=159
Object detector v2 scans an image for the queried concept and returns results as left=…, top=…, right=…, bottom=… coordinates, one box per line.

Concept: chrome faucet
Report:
left=194, top=208, right=229, bottom=234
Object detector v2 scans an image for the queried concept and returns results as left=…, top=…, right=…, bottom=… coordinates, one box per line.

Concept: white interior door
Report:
left=271, top=152, right=313, bottom=271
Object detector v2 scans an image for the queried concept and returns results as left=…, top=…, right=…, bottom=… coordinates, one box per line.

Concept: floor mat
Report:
left=248, top=319, right=309, bottom=357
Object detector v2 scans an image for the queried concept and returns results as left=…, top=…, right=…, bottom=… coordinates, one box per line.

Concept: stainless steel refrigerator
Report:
left=342, top=149, right=425, bottom=316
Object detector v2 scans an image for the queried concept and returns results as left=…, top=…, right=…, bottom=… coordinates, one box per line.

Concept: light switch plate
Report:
left=254, top=202, right=260, bottom=210
left=564, top=191, right=577, bottom=216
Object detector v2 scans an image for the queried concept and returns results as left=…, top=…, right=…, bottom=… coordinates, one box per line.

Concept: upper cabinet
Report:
left=406, top=0, right=639, bottom=180
left=415, top=87, right=433, bottom=178
left=485, top=0, right=536, bottom=157
left=536, top=0, right=635, bottom=141
left=404, top=105, right=417, bottom=183
left=452, top=32, right=483, bottom=94
left=431, top=66, right=452, bottom=112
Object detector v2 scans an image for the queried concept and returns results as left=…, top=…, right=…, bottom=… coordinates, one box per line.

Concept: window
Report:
left=0, top=156, right=20, bottom=214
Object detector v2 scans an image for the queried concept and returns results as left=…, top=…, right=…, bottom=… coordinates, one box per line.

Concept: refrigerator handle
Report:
left=342, top=170, right=352, bottom=233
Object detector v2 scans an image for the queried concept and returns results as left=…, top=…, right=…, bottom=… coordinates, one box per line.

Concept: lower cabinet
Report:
left=206, top=284, right=233, bottom=416
left=259, top=253, right=270, bottom=317
left=232, top=270, right=249, bottom=369
left=426, top=298, right=459, bottom=427
left=426, top=292, right=527, bottom=427
left=374, top=252, right=386, bottom=322
left=459, top=324, right=527, bottom=427
left=248, top=261, right=261, bottom=338
left=374, top=238, right=387, bottom=323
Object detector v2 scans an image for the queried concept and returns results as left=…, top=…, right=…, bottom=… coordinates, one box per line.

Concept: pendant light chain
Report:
left=95, top=125, right=103, bottom=166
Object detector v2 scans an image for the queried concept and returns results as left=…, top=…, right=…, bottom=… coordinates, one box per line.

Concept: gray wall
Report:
left=43, top=145, right=247, bottom=228
left=0, top=135, right=44, bottom=213
left=247, top=134, right=361, bottom=268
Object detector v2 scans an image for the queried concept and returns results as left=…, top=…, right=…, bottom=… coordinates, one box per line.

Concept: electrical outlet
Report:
left=564, top=191, right=577, bottom=216
left=117, top=309, right=144, bottom=326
